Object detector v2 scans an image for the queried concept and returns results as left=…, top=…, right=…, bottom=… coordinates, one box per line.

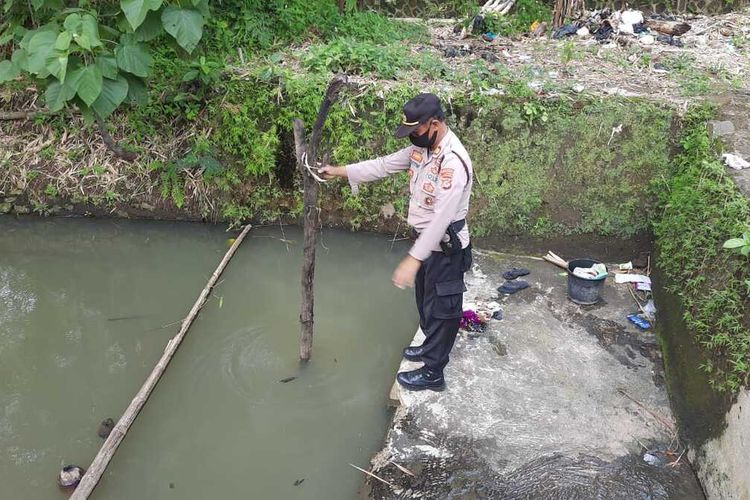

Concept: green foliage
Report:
left=302, top=38, right=409, bottom=78
left=653, top=104, right=750, bottom=393
left=483, top=0, right=552, bottom=37
left=723, top=232, right=750, bottom=257
left=0, top=0, right=211, bottom=118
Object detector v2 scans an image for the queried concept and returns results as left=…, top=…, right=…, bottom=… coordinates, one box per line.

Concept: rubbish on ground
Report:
left=553, top=23, right=578, bottom=39
left=655, top=34, right=684, bottom=47
left=646, top=20, right=691, bottom=36
left=543, top=250, right=568, bottom=269
left=628, top=313, right=652, bottom=330
left=498, top=280, right=530, bottom=294
left=461, top=309, right=487, bottom=332
left=572, top=263, right=607, bottom=280
left=492, top=309, right=504, bottom=320
left=621, top=10, right=644, bottom=27
left=472, top=15, right=486, bottom=34
left=653, top=62, right=669, bottom=73
left=594, top=22, right=614, bottom=41
left=643, top=452, right=663, bottom=466
left=640, top=34, right=655, bottom=45
left=481, top=51, right=499, bottom=63
left=482, top=32, right=497, bottom=42
left=636, top=281, right=652, bottom=292
left=723, top=153, right=750, bottom=170
left=619, top=262, right=633, bottom=271
left=503, top=267, right=530, bottom=280
left=643, top=299, right=657, bottom=319
left=633, top=22, right=648, bottom=34
left=577, top=27, right=590, bottom=37
left=531, top=21, right=547, bottom=37
left=615, top=274, right=652, bottom=286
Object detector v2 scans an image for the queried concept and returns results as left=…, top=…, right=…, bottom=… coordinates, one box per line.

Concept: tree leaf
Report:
left=161, top=7, right=204, bottom=54
left=121, top=0, right=163, bottom=30
left=45, top=51, right=68, bottom=82
left=134, top=10, right=163, bottom=42
left=26, top=29, right=58, bottom=76
left=115, top=41, right=152, bottom=77
left=80, top=14, right=102, bottom=48
left=123, top=73, right=148, bottom=105
left=742, top=246, right=750, bottom=257
left=11, top=49, right=28, bottom=72
left=63, top=13, right=82, bottom=33
left=70, top=64, right=103, bottom=106
left=95, top=55, right=118, bottom=79
left=0, top=60, right=20, bottom=83
left=723, top=238, right=746, bottom=249
left=91, top=74, right=128, bottom=117
left=45, top=78, right=77, bottom=112
left=55, top=31, right=71, bottom=50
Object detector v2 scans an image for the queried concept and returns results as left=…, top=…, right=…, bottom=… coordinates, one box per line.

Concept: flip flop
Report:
left=502, top=268, right=530, bottom=280
left=497, top=280, right=529, bottom=294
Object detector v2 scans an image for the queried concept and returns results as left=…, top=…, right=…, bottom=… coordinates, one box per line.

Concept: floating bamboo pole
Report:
left=70, top=224, right=253, bottom=499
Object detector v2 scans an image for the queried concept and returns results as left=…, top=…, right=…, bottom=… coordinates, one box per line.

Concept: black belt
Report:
left=410, top=219, right=466, bottom=240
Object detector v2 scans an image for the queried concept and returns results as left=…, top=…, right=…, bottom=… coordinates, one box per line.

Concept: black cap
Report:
left=394, top=93, right=444, bottom=138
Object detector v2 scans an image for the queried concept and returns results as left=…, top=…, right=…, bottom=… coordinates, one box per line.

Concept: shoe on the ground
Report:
left=502, top=267, right=530, bottom=280
left=403, top=344, right=425, bottom=362
left=497, top=279, right=529, bottom=294
left=397, top=367, right=445, bottom=391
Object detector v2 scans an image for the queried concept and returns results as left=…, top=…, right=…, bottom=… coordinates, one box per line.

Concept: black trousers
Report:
left=414, top=245, right=472, bottom=371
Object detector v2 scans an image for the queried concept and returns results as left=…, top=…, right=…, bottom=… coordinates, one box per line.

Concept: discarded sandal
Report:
left=502, top=267, right=530, bottom=280
left=497, top=280, right=529, bottom=294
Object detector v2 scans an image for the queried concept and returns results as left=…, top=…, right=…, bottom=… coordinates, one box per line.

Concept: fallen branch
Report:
left=0, top=110, right=41, bottom=120
left=349, top=464, right=396, bottom=489
left=617, top=388, right=675, bottom=433
left=293, top=74, right=347, bottom=362
left=389, top=460, right=416, bottom=477
left=646, top=20, right=691, bottom=36
left=94, top=114, right=137, bottom=161
left=70, top=224, right=253, bottom=499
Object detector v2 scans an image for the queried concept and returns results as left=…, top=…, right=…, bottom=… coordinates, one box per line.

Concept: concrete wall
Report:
left=690, top=390, right=750, bottom=499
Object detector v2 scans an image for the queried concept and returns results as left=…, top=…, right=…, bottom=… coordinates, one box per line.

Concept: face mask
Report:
left=409, top=126, right=438, bottom=148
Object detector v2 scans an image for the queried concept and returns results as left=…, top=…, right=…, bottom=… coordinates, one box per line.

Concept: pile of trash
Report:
left=551, top=9, right=692, bottom=47
left=571, top=262, right=607, bottom=280
left=612, top=255, right=657, bottom=330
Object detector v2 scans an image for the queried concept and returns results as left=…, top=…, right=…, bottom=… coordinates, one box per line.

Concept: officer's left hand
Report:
left=392, top=255, right=422, bottom=289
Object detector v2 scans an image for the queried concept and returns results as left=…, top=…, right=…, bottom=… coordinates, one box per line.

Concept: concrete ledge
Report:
left=368, top=250, right=704, bottom=499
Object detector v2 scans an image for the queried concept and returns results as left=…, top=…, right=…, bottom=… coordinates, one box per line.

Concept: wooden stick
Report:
left=349, top=464, right=396, bottom=488
left=617, top=388, right=675, bottom=432
left=294, top=75, right=347, bottom=362
left=389, top=460, right=416, bottom=477
left=70, top=224, right=253, bottom=499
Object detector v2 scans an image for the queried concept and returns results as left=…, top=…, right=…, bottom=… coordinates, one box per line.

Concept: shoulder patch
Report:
left=410, top=150, right=423, bottom=163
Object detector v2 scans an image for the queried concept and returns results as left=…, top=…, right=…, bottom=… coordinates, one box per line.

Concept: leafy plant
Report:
left=0, top=0, right=211, bottom=120
left=723, top=232, right=750, bottom=256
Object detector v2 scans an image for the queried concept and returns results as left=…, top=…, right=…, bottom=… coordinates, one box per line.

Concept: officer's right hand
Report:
left=318, top=165, right=346, bottom=180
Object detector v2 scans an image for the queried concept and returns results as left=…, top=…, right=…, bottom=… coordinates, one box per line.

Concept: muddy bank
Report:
left=365, top=250, right=703, bottom=499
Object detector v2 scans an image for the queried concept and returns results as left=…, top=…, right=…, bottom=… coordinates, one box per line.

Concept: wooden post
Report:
left=293, top=75, right=347, bottom=362
left=70, top=224, right=252, bottom=499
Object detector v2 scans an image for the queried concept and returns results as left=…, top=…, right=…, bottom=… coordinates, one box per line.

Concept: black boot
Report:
left=403, top=344, right=425, bottom=362
left=397, top=367, right=445, bottom=391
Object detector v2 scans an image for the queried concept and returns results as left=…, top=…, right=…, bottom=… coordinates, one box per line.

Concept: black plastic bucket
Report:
left=567, top=258, right=607, bottom=305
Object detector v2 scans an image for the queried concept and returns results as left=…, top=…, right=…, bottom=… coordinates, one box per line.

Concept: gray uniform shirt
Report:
left=346, top=129, right=473, bottom=261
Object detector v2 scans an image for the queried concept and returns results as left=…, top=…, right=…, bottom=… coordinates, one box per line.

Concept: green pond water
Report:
left=0, top=218, right=416, bottom=499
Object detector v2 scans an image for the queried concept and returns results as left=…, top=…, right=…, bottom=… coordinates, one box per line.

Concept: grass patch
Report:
left=653, top=104, right=750, bottom=393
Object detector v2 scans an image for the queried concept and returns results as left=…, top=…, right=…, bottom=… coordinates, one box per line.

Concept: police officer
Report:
left=320, top=93, right=473, bottom=391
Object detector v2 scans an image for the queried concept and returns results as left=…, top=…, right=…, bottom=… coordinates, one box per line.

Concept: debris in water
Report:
left=169, top=482, right=175, bottom=489
left=389, top=460, right=416, bottom=477
left=294, top=478, right=305, bottom=486
left=58, top=465, right=84, bottom=490
left=279, top=376, right=297, bottom=383
left=97, top=418, right=115, bottom=439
